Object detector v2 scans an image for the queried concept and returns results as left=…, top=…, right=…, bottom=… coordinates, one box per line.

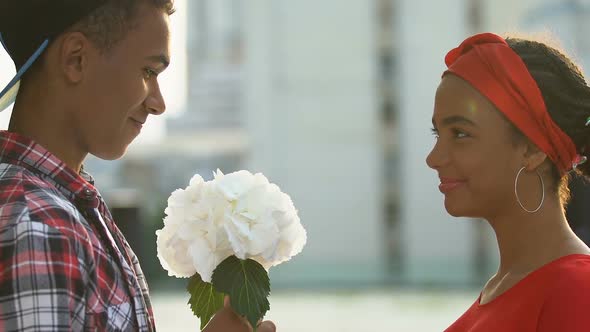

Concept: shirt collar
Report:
left=0, top=130, right=98, bottom=205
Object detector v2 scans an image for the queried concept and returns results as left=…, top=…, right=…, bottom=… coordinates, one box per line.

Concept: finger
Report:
left=257, top=321, right=276, bottom=332
left=223, top=296, right=252, bottom=329
left=222, top=296, right=258, bottom=330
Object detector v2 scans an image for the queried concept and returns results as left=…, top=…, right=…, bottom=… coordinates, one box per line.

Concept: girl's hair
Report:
left=506, top=36, right=590, bottom=204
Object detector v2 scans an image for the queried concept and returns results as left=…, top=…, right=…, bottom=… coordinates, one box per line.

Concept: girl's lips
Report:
left=438, top=178, right=467, bottom=194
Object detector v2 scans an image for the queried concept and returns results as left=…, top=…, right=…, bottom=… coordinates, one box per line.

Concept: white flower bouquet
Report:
left=156, top=170, right=307, bottom=329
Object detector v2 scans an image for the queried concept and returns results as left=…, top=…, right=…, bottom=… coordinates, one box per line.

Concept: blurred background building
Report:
left=2, top=0, right=590, bottom=330
left=51, top=0, right=590, bottom=288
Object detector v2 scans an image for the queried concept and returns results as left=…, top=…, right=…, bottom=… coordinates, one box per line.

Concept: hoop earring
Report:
left=514, top=166, right=545, bottom=213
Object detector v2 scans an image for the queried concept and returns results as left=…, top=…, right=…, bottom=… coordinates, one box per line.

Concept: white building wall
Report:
left=243, top=0, right=385, bottom=286
left=397, top=0, right=478, bottom=284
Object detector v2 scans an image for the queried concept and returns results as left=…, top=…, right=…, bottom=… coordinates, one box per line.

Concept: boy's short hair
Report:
left=75, top=0, right=175, bottom=53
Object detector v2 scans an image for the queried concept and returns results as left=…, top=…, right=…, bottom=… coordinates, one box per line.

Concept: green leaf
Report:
left=186, top=273, right=225, bottom=330
left=211, top=256, right=271, bottom=331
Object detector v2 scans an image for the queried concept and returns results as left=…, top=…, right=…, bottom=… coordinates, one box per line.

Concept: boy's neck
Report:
left=10, top=96, right=86, bottom=173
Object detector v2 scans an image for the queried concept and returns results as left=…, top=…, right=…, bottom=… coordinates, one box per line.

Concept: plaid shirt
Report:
left=0, top=131, right=155, bottom=331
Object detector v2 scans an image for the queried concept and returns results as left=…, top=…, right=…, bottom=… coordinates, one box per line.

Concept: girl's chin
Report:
left=444, top=199, right=480, bottom=218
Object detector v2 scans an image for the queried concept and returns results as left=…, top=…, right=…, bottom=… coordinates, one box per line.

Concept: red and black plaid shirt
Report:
left=0, top=131, right=155, bottom=331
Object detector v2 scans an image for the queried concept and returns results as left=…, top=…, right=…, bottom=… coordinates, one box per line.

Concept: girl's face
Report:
left=427, top=75, right=528, bottom=219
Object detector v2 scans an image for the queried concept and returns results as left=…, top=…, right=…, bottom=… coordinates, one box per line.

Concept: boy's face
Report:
left=73, top=2, right=171, bottom=160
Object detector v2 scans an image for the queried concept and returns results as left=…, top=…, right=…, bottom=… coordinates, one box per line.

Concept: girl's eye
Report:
left=452, top=129, right=469, bottom=139
left=430, top=127, right=439, bottom=139
left=431, top=127, right=470, bottom=140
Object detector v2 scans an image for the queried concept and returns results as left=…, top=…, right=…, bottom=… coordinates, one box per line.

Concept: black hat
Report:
left=0, top=0, right=107, bottom=111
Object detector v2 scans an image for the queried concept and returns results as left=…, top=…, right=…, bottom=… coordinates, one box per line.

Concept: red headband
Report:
left=443, top=32, right=578, bottom=174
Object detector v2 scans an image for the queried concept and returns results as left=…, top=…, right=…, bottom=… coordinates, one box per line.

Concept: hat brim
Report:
left=0, top=37, right=50, bottom=112
left=0, top=80, right=19, bottom=112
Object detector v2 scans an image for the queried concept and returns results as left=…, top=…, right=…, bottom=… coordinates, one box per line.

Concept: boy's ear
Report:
left=57, top=32, right=92, bottom=84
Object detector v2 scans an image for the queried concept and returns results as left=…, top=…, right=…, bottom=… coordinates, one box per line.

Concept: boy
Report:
left=0, top=1, right=275, bottom=331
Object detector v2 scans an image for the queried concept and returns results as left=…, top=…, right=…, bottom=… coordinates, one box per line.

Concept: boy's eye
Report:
left=144, top=68, right=157, bottom=79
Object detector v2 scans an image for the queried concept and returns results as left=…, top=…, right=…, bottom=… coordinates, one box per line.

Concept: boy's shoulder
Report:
left=0, top=162, right=89, bottom=239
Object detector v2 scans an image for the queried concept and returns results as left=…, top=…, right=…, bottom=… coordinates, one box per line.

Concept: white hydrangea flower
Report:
left=155, top=220, right=196, bottom=278
left=156, top=170, right=307, bottom=283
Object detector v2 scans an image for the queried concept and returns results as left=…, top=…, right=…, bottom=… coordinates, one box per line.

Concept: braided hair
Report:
left=505, top=37, right=590, bottom=203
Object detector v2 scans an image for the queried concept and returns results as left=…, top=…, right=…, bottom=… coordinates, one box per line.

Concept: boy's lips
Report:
left=130, top=118, right=145, bottom=131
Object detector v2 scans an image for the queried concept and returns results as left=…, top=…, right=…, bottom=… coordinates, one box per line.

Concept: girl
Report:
left=428, top=32, right=590, bottom=331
